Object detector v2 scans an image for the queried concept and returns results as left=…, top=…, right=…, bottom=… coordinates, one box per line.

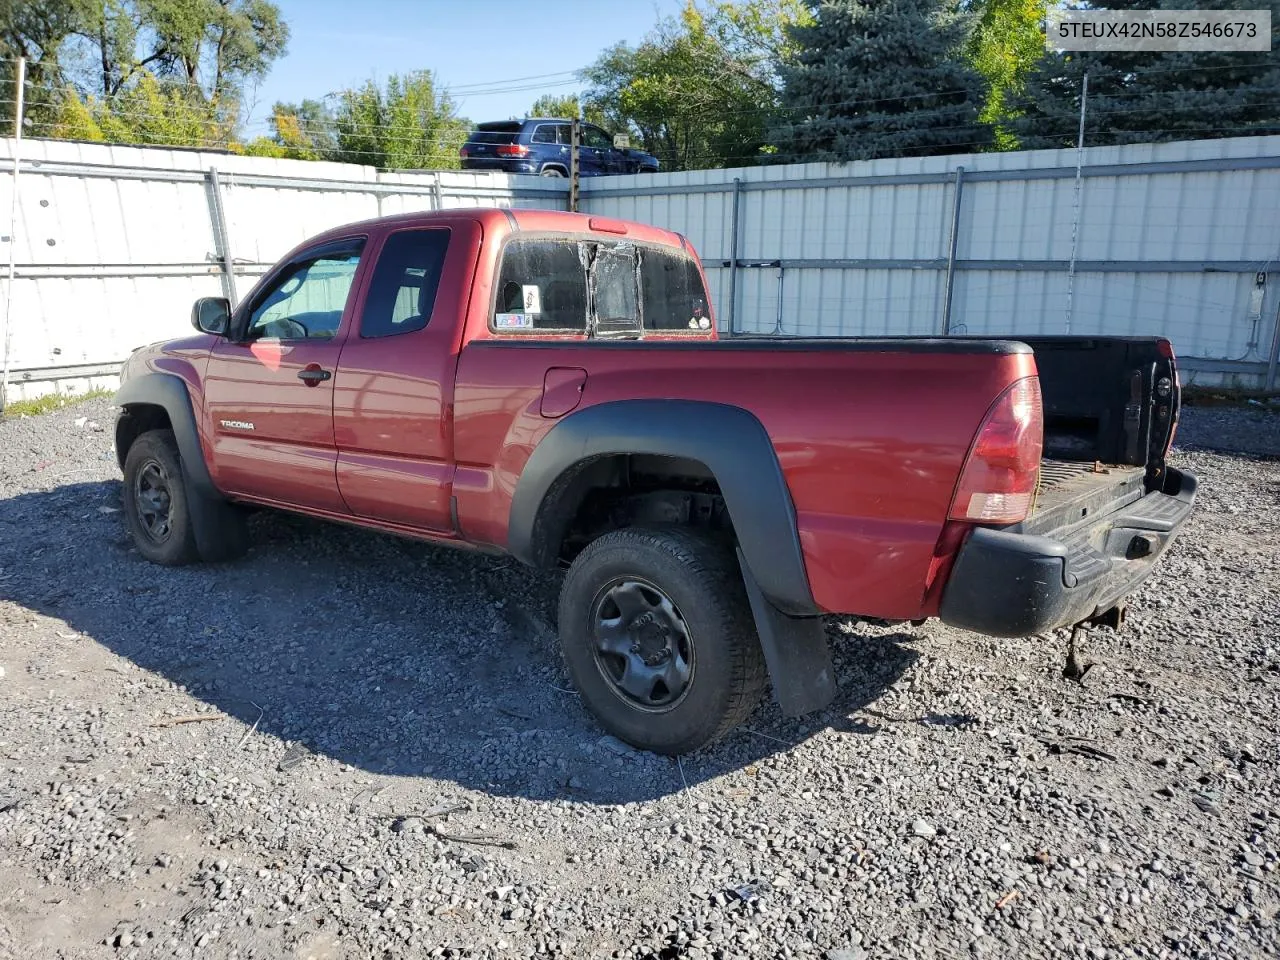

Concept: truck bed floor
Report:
left=1024, top=459, right=1146, bottom=535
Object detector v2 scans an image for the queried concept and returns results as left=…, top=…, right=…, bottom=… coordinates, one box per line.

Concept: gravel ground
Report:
left=0, top=399, right=1277, bottom=960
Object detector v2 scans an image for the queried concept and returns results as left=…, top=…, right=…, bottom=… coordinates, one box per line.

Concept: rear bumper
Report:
left=460, top=158, right=539, bottom=174
left=939, top=467, right=1196, bottom=637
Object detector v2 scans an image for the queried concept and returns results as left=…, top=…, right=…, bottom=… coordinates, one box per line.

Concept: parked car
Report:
left=460, top=118, right=658, bottom=177
left=114, top=208, right=1194, bottom=754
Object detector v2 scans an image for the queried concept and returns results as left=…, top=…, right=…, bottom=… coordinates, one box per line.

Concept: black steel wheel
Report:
left=133, top=458, right=174, bottom=544
left=558, top=526, right=766, bottom=754
left=122, top=429, right=200, bottom=566
left=590, top=578, right=695, bottom=711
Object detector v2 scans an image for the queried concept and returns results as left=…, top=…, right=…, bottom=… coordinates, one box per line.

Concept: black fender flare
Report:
left=507, top=399, right=818, bottom=616
left=115, top=373, right=218, bottom=497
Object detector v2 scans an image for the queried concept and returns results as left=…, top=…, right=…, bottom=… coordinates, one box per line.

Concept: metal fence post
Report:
left=206, top=166, right=238, bottom=306
left=726, top=177, right=742, bottom=336
left=940, top=165, right=965, bottom=335
left=1, top=56, right=26, bottom=411
left=1065, top=72, right=1090, bottom=335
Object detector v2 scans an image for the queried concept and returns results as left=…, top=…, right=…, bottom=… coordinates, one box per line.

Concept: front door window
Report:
left=245, top=243, right=364, bottom=341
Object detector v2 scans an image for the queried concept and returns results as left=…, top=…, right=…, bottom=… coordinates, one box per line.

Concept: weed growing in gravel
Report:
left=0, top=387, right=114, bottom=419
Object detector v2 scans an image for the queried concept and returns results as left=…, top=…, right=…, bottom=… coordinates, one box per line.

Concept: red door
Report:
left=203, top=237, right=367, bottom=514
left=333, top=223, right=475, bottom=532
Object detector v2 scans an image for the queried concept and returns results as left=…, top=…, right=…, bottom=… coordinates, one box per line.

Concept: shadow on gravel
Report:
left=1, top=481, right=915, bottom=805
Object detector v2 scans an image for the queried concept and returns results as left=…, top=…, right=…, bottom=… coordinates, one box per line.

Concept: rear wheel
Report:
left=540, top=166, right=566, bottom=177
left=122, top=429, right=200, bottom=566
left=557, top=526, right=766, bottom=754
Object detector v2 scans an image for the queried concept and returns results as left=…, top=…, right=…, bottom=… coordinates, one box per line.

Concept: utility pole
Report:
left=570, top=117, right=580, bottom=213
left=1, top=56, right=26, bottom=413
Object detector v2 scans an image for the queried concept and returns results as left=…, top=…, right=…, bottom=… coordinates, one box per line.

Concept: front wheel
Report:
left=557, top=527, right=766, bottom=754
left=122, top=429, right=200, bottom=566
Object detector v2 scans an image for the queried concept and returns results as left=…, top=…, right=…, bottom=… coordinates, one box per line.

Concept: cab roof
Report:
left=306, top=207, right=690, bottom=253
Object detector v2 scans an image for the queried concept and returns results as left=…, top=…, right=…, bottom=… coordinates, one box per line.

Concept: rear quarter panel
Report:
left=453, top=340, right=1035, bottom=620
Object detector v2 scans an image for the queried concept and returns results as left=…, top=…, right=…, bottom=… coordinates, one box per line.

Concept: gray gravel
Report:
left=1, top=398, right=1278, bottom=960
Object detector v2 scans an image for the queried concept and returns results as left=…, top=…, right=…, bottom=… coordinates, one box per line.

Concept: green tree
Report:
left=527, top=92, right=610, bottom=127
left=965, top=0, right=1044, bottom=149
left=1014, top=0, right=1280, bottom=149
left=582, top=0, right=810, bottom=170
left=775, top=0, right=991, bottom=161
left=51, top=71, right=235, bottom=146
left=330, top=71, right=468, bottom=169
left=265, top=98, right=335, bottom=158
left=71, top=0, right=288, bottom=100
left=0, top=0, right=90, bottom=133
left=528, top=93, right=580, bottom=119
left=3, top=0, right=288, bottom=146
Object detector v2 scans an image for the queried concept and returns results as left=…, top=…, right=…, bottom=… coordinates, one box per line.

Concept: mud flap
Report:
left=737, top=548, right=836, bottom=717
left=182, top=471, right=248, bottom=562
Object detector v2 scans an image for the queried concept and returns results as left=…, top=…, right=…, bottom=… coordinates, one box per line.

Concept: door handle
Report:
left=297, top=366, right=332, bottom=385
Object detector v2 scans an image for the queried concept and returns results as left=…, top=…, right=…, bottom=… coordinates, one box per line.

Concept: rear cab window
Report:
left=490, top=237, right=710, bottom=337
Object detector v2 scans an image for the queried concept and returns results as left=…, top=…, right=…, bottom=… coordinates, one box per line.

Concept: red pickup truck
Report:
left=114, top=208, right=1194, bottom=753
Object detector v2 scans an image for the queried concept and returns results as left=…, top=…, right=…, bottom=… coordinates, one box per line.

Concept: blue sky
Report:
left=243, top=0, right=686, bottom=133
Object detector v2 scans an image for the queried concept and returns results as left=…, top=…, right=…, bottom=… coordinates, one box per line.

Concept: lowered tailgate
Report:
left=939, top=336, right=1195, bottom=638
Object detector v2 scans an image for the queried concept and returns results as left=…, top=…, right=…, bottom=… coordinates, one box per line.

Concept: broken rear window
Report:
left=490, top=237, right=710, bottom=336
left=493, top=240, right=588, bottom=332
left=639, top=247, right=710, bottom=331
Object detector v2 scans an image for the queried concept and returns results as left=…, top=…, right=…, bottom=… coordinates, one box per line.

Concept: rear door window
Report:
left=360, top=229, right=450, bottom=338
left=531, top=125, right=557, bottom=144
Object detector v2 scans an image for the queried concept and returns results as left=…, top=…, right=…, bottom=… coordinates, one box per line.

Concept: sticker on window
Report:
left=522, top=285, right=542, bottom=314
left=495, top=312, right=534, bottom=329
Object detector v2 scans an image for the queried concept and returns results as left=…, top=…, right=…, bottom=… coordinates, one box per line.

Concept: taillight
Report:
left=459, top=146, right=469, bottom=158
left=496, top=144, right=529, bottom=158
left=950, top=376, right=1044, bottom=524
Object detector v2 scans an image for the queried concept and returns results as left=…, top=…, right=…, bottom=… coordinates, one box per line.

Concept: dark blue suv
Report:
left=460, top=118, right=660, bottom=178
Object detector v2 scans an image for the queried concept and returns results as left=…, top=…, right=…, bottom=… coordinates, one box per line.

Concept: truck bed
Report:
left=1024, top=459, right=1146, bottom=536
left=1013, top=336, right=1179, bottom=538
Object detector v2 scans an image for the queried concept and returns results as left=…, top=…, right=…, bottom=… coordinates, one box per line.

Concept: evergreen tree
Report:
left=1014, top=0, right=1280, bottom=149
left=775, top=0, right=991, bottom=161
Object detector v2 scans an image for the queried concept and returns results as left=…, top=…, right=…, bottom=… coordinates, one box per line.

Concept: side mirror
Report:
left=191, top=296, right=231, bottom=336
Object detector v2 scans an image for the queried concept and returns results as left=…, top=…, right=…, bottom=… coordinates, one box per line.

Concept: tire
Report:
left=540, top=166, right=566, bottom=177
left=122, top=429, right=201, bottom=566
left=557, top=526, right=767, bottom=754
